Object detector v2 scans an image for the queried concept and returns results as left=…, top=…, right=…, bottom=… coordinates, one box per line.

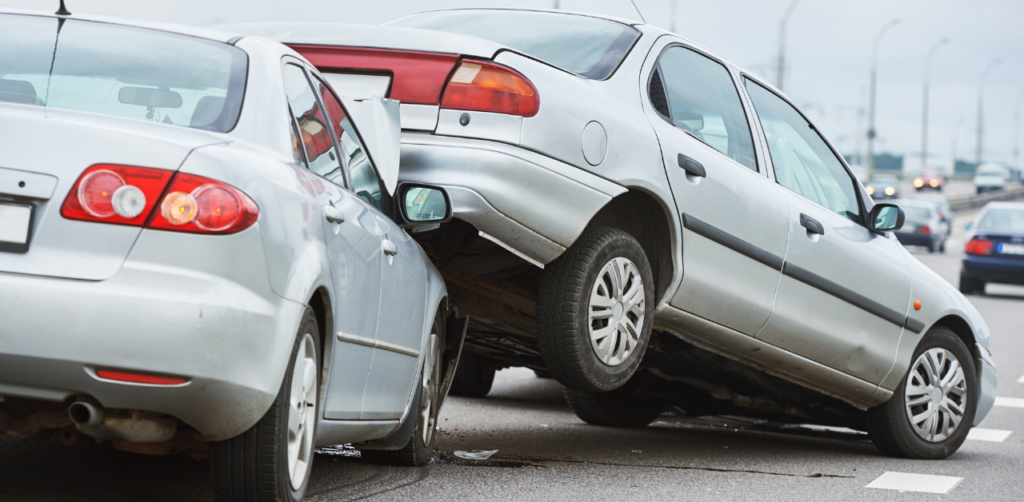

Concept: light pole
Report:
left=865, top=18, right=900, bottom=180
left=670, top=0, right=677, bottom=33
left=920, top=37, right=948, bottom=171
left=974, top=58, right=1002, bottom=171
left=1014, top=87, right=1024, bottom=169
left=776, top=0, right=802, bottom=91
left=951, top=117, right=965, bottom=167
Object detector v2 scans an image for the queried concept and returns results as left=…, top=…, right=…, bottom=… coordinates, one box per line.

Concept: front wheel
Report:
left=447, top=351, right=496, bottom=398
left=537, top=227, right=655, bottom=392
left=865, top=326, right=977, bottom=459
left=565, top=386, right=663, bottom=428
left=212, top=308, right=320, bottom=502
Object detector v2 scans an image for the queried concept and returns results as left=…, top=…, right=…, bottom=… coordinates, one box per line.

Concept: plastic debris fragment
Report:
left=453, top=449, right=499, bottom=460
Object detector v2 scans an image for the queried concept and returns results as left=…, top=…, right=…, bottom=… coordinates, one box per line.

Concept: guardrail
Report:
left=948, top=186, right=1024, bottom=212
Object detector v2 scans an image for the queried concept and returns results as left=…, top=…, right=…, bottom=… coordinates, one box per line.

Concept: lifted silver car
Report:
left=0, top=9, right=465, bottom=501
left=232, top=9, right=996, bottom=459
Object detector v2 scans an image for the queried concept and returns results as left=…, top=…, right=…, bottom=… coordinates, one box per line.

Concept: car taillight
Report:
left=919, top=225, right=931, bottom=235
left=146, top=173, right=258, bottom=234
left=96, top=369, right=188, bottom=385
left=965, top=237, right=993, bottom=255
left=62, top=165, right=175, bottom=226
left=62, top=166, right=258, bottom=234
left=441, top=61, right=539, bottom=117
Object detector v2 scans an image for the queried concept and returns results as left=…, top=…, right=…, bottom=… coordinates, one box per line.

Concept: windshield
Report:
left=0, top=14, right=247, bottom=132
left=870, top=177, right=898, bottom=186
left=901, top=206, right=933, bottom=222
left=389, top=10, right=639, bottom=80
left=978, top=209, right=1024, bottom=234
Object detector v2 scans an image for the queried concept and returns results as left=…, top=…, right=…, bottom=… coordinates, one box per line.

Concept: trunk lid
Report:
left=0, top=104, right=226, bottom=280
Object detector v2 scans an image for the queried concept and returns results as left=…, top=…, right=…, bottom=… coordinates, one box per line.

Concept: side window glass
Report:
left=655, top=46, right=757, bottom=170
left=312, top=76, right=389, bottom=216
left=282, top=64, right=343, bottom=180
left=744, top=79, right=862, bottom=224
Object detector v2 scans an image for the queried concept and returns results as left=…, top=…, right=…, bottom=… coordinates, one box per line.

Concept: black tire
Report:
left=565, top=387, right=663, bottom=428
left=212, top=308, right=320, bottom=502
left=447, top=351, right=495, bottom=398
left=865, top=326, right=977, bottom=459
left=537, top=227, right=655, bottom=392
left=361, top=313, right=444, bottom=466
left=959, top=272, right=984, bottom=295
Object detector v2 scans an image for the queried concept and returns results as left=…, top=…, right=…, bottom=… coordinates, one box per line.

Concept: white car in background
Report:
left=974, top=164, right=1008, bottom=194
left=0, top=9, right=464, bottom=502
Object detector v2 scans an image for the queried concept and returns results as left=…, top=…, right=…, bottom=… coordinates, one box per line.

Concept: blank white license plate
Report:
left=0, top=202, right=32, bottom=245
left=998, top=243, right=1024, bottom=255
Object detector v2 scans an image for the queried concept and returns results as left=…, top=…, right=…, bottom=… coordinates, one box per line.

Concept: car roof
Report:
left=0, top=8, right=239, bottom=44
left=982, top=202, right=1024, bottom=211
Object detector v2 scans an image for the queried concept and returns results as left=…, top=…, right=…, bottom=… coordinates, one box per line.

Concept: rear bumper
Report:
left=962, top=255, right=1024, bottom=285
left=397, top=133, right=626, bottom=265
left=0, top=225, right=302, bottom=441
left=894, top=232, right=937, bottom=247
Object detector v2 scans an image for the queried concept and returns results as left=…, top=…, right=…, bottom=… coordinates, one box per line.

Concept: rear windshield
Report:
left=389, top=10, right=639, bottom=80
left=901, top=206, right=933, bottom=222
left=0, top=14, right=247, bottom=132
left=978, top=209, right=1024, bottom=234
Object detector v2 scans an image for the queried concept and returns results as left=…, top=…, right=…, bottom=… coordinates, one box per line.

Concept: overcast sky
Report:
left=5, top=0, right=1024, bottom=166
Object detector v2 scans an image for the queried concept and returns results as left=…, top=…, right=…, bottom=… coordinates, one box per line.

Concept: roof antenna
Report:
left=55, top=0, right=71, bottom=16
left=629, top=0, right=646, bottom=23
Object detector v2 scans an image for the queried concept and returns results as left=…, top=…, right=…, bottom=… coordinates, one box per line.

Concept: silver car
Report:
left=0, top=9, right=465, bottom=501
left=231, top=9, right=995, bottom=459
left=893, top=199, right=949, bottom=253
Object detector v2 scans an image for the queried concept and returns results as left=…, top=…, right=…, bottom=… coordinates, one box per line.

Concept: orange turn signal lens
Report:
left=913, top=300, right=921, bottom=311
left=160, top=192, right=198, bottom=226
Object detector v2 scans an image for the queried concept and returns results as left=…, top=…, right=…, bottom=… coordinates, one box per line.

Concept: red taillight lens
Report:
left=965, top=237, right=993, bottom=255
left=62, top=165, right=174, bottom=226
left=919, top=225, right=931, bottom=235
left=96, top=369, right=188, bottom=386
left=146, top=173, right=258, bottom=234
left=441, top=61, right=539, bottom=117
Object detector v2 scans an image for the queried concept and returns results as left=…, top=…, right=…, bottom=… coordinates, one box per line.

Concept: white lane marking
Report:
left=995, top=397, right=1024, bottom=408
left=1017, top=375, right=1024, bottom=384
left=865, top=472, right=963, bottom=494
left=967, top=428, right=1013, bottom=442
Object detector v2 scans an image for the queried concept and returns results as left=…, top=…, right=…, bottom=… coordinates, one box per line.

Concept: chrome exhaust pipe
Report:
left=68, top=401, right=104, bottom=427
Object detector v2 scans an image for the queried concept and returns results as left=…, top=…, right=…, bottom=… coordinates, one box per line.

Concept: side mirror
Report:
left=396, top=183, right=453, bottom=232
left=965, top=222, right=974, bottom=231
left=868, top=203, right=904, bottom=234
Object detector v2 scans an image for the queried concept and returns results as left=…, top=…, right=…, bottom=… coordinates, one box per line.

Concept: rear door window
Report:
left=654, top=46, right=757, bottom=171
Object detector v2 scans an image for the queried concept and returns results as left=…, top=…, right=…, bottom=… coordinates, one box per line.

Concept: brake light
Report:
left=96, top=369, right=188, bottom=386
left=965, top=237, right=993, bottom=255
left=441, top=61, right=539, bottom=117
left=146, top=173, right=258, bottom=234
left=61, top=165, right=174, bottom=226
left=919, top=225, right=931, bottom=235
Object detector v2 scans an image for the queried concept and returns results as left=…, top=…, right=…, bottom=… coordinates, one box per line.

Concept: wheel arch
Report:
left=589, top=188, right=677, bottom=301
left=933, top=314, right=979, bottom=362
left=306, top=286, right=332, bottom=364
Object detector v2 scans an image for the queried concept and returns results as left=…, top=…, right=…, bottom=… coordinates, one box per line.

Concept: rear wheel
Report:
left=959, top=272, right=984, bottom=295
left=565, top=386, right=663, bottom=428
left=865, top=326, right=977, bottom=459
left=212, top=308, right=320, bottom=502
left=537, top=227, right=655, bottom=392
left=447, top=351, right=496, bottom=398
left=361, top=313, right=444, bottom=466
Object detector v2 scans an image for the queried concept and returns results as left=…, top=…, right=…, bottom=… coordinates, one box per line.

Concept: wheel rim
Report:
left=419, top=332, right=442, bottom=446
left=588, top=256, right=645, bottom=366
left=287, top=333, right=318, bottom=489
left=904, top=348, right=968, bottom=442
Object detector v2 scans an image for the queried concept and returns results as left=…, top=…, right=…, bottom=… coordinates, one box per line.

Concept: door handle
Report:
left=324, top=203, right=345, bottom=224
left=799, top=213, right=824, bottom=236
left=382, top=238, right=398, bottom=257
left=677, top=153, right=707, bottom=178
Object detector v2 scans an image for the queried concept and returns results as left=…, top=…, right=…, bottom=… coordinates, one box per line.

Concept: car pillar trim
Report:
left=336, top=331, right=420, bottom=358
left=478, top=230, right=546, bottom=269
left=681, top=213, right=784, bottom=270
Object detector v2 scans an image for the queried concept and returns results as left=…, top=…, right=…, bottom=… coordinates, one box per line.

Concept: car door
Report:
left=642, top=41, right=789, bottom=336
left=308, top=72, right=424, bottom=420
left=284, top=63, right=386, bottom=420
left=743, top=78, right=913, bottom=386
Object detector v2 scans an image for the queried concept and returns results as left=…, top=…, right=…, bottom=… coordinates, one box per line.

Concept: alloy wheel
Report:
left=419, top=333, right=442, bottom=446
left=904, top=348, right=968, bottom=442
left=588, top=257, right=646, bottom=366
left=287, top=332, right=318, bottom=489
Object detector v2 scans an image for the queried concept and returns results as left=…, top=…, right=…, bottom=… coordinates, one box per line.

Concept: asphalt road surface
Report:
left=2, top=219, right=1022, bottom=501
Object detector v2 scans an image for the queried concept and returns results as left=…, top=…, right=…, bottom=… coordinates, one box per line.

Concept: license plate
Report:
left=0, top=202, right=33, bottom=253
left=998, top=243, right=1024, bottom=255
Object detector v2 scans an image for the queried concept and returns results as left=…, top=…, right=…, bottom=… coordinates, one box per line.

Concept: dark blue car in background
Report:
left=961, top=202, right=1024, bottom=294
